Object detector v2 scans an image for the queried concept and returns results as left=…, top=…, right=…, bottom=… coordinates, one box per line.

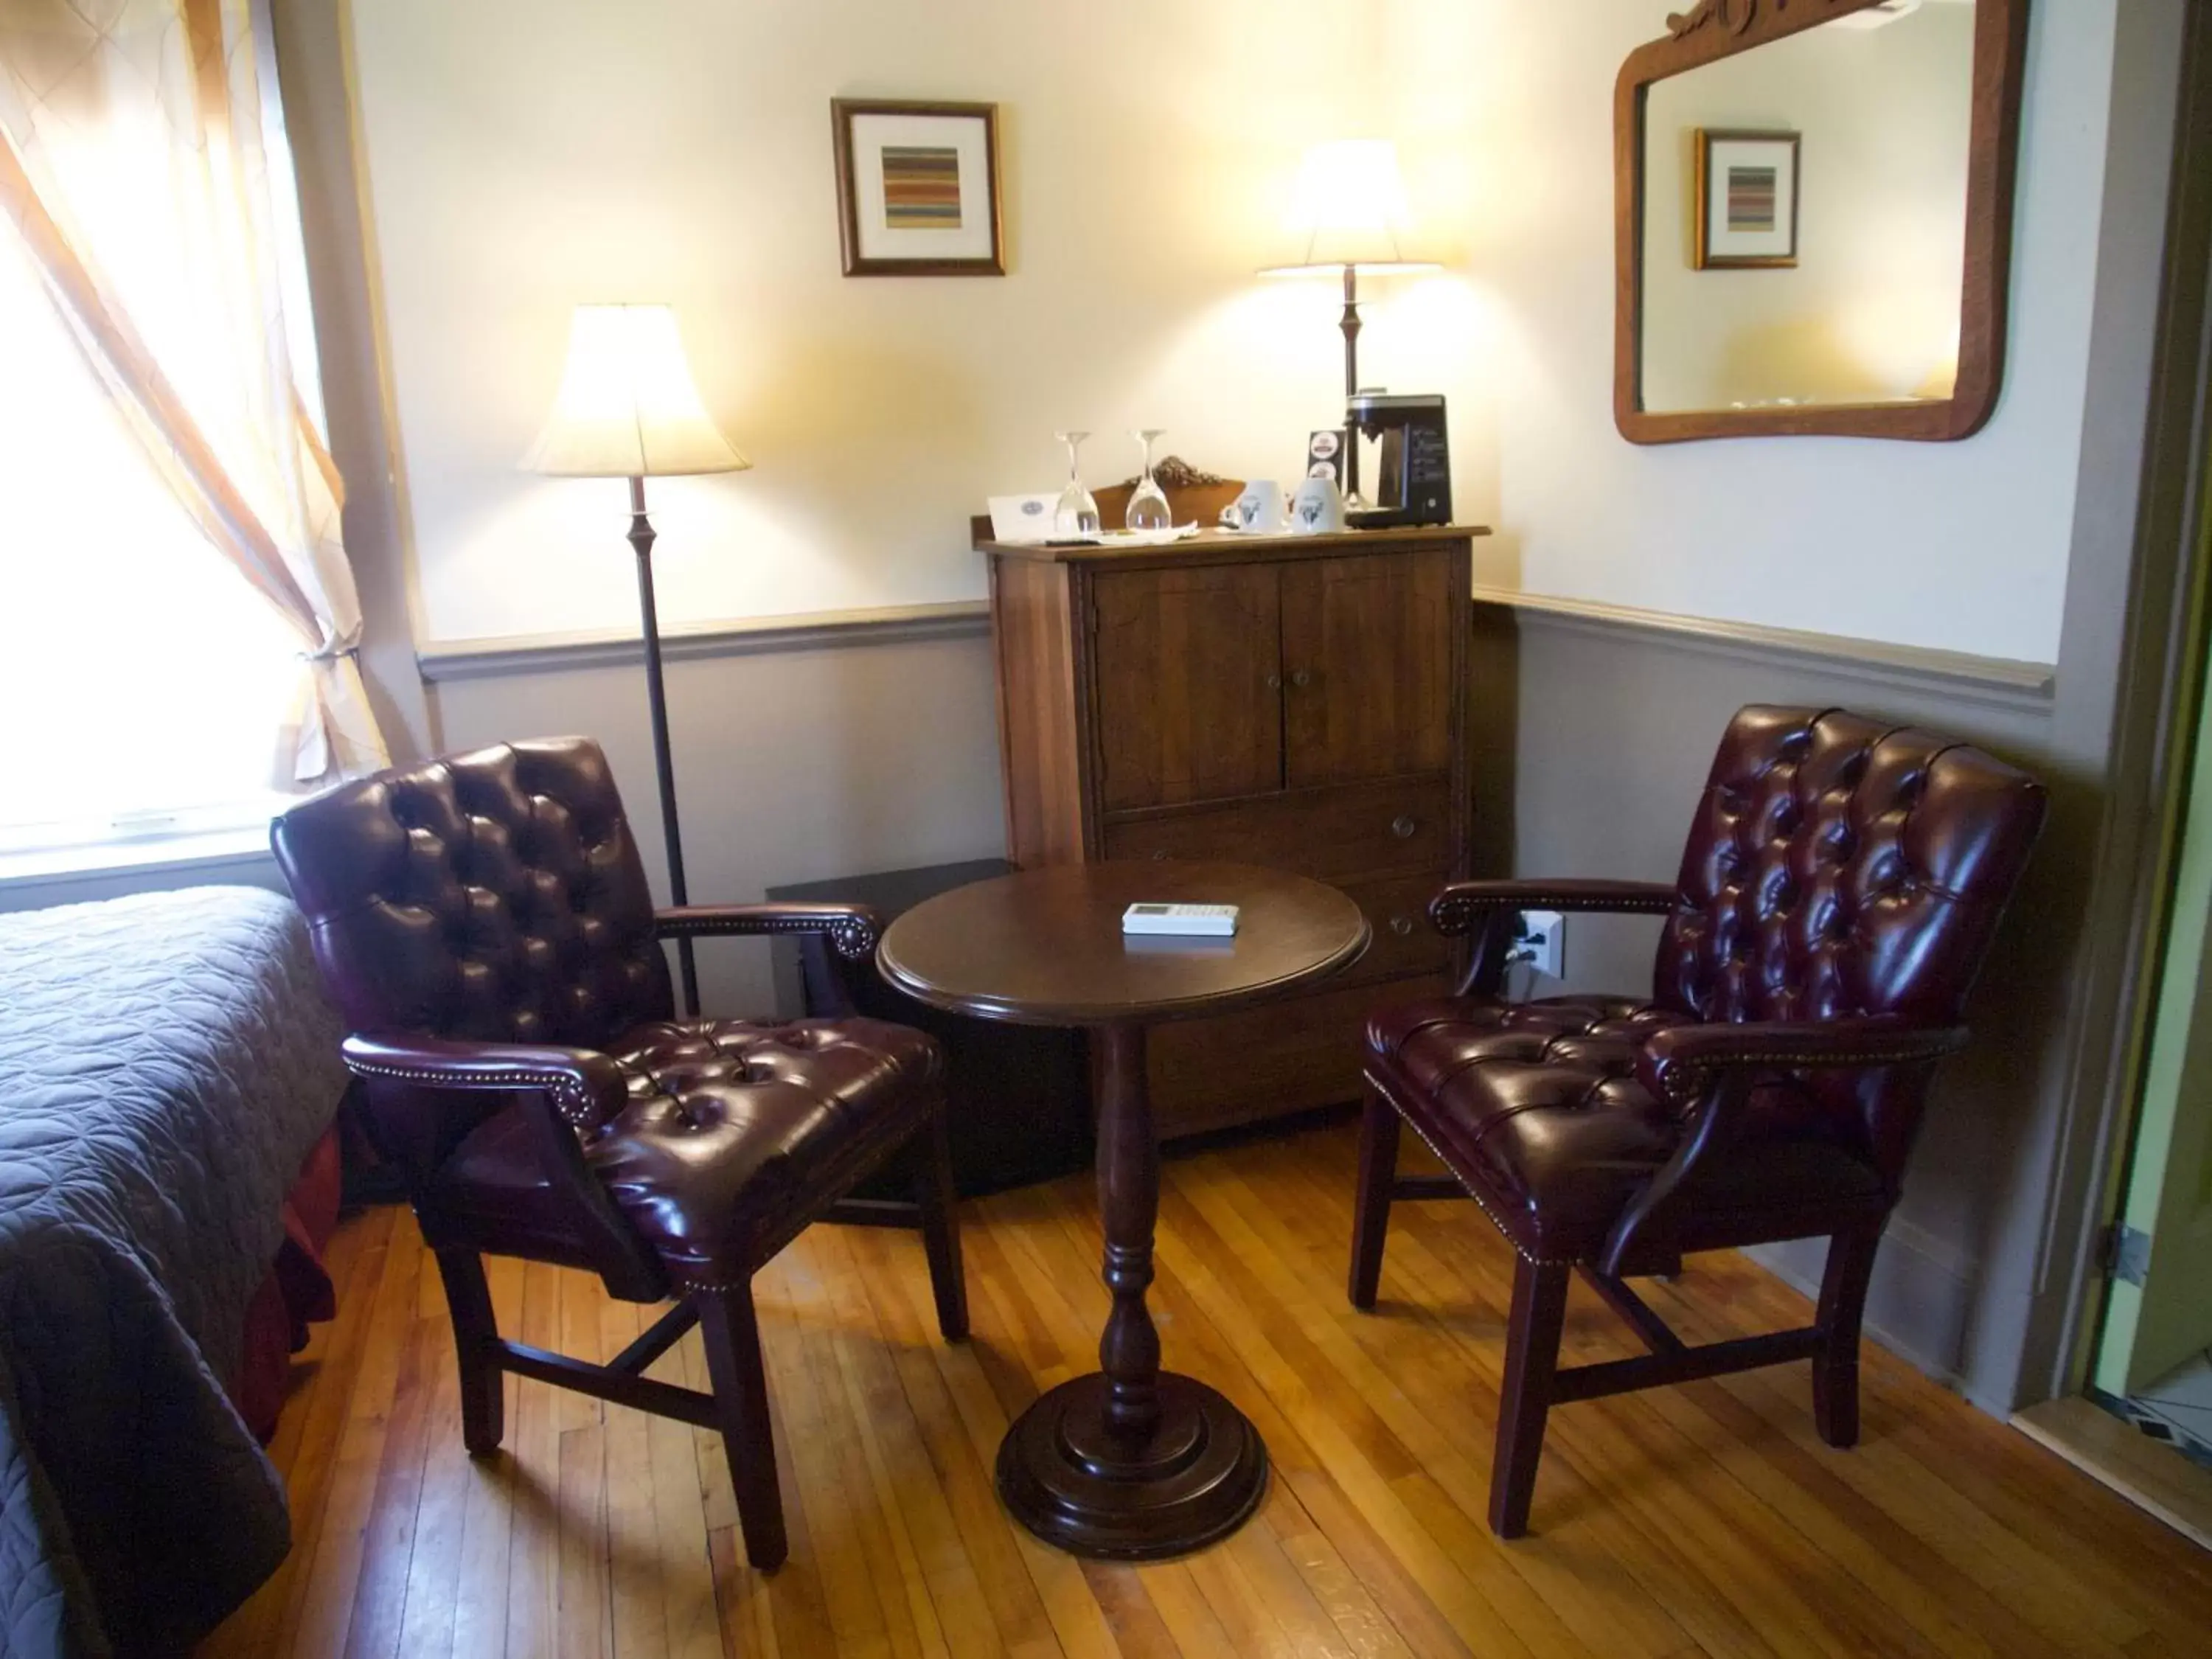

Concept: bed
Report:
left=0, top=886, right=347, bottom=1657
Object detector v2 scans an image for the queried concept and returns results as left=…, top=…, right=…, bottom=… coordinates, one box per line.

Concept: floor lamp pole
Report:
left=1340, top=262, right=1363, bottom=503
left=627, top=474, right=700, bottom=1017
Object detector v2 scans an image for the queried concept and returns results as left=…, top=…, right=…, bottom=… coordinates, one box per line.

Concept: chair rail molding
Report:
left=417, top=599, right=992, bottom=683
left=1472, top=585, right=2057, bottom=714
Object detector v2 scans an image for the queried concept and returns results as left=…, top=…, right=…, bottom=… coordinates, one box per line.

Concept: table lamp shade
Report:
left=1259, top=139, right=1440, bottom=277
left=523, top=305, right=751, bottom=478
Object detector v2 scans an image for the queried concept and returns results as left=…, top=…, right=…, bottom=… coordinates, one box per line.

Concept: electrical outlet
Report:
left=1510, top=909, right=1565, bottom=980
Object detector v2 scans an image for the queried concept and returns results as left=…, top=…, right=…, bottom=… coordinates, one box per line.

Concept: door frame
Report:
left=2038, top=0, right=2212, bottom=1401
left=2096, top=633, right=2212, bottom=1396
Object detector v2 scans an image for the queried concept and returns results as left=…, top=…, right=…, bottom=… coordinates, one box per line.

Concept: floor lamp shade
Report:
left=521, top=304, right=745, bottom=1019
left=523, top=305, right=750, bottom=479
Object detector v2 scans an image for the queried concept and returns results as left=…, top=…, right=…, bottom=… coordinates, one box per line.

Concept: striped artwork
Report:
left=881, top=145, right=962, bottom=229
left=1727, top=164, right=1778, bottom=232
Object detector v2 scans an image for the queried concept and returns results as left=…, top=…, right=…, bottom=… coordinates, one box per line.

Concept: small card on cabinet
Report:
left=988, top=493, right=1059, bottom=543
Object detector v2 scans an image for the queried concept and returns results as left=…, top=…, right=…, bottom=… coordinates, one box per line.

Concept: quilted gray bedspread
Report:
left=0, top=886, right=344, bottom=1658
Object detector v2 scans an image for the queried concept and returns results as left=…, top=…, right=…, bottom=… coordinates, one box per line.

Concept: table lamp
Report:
left=524, top=303, right=750, bottom=1015
left=1259, top=139, right=1439, bottom=504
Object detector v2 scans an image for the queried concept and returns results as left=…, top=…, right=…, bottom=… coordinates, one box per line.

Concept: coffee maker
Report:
left=1345, top=392, right=1451, bottom=529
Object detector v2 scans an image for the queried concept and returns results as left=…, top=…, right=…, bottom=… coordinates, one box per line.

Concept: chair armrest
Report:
left=1428, top=878, right=1675, bottom=936
left=654, top=903, right=880, bottom=961
left=1595, top=1014, right=1969, bottom=1274
left=340, top=1032, right=628, bottom=1130
left=1634, top=1015, right=1969, bottom=1110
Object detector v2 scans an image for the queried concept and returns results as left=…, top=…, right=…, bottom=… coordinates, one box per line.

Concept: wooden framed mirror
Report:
left=1615, top=0, right=2030, bottom=443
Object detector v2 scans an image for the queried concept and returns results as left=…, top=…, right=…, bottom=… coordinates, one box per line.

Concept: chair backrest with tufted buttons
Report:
left=1656, top=706, right=2046, bottom=1031
left=273, top=737, right=674, bottom=1052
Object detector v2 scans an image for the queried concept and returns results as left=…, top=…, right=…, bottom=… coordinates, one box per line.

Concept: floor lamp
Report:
left=524, top=305, right=750, bottom=1016
left=1258, top=140, right=1438, bottom=506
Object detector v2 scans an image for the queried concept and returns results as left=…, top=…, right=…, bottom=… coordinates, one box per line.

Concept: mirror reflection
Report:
left=1639, top=0, right=1975, bottom=416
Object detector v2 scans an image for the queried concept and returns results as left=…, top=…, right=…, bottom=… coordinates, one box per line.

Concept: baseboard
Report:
left=1746, top=1214, right=1976, bottom=1389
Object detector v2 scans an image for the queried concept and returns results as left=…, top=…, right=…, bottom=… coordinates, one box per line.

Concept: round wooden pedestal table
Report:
left=877, top=862, right=1369, bottom=1560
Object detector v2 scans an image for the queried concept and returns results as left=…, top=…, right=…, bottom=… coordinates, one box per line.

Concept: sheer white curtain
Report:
left=0, top=0, right=386, bottom=807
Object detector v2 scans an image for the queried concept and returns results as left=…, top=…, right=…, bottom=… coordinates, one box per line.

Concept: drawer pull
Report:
left=1152, top=849, right=1169, bottom=861
left=1391, top=814, right=1419, bottom=840
left=1389, top=915, right=1416, bottom=937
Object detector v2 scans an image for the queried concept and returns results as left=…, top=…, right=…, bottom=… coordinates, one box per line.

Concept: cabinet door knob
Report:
left=1391, top=814, right=1419, bottom=839
left=1151, top=849, right=1169, bottom=861
left=1265, top=672, right=1283, bottom=691
left=1290, top=669, right=1313, bottom=689
left=1389, top=915, right=1416, bottom=937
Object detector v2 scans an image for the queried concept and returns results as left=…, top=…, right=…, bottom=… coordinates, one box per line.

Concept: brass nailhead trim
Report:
left=1658, top=1043, right=1955, bottom=1106
left=1374, top=1077, right=1573, bottom=1267
left=345, top=1057, right=602, bottom=1127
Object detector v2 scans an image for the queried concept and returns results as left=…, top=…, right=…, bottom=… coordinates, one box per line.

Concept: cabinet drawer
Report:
left=1149, top=972, right=1452, bottom=1141
left=1102, top=776, right=1452, bottom=881
left=1340, top=871, right=1454, bottom=985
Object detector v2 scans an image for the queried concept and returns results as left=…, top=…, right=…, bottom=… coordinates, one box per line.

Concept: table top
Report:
left=876, top=862, right=1371, bottom=1028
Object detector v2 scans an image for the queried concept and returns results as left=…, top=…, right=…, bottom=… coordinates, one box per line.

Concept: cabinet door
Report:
left=1279, top=548, right=1455, bottom=789
left=1091, top=564, right=1282, bottom=812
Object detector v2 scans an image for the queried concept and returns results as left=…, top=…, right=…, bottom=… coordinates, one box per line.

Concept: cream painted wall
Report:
left=345, top=0, right=1498, bottom=648
left=1391, top=0, right=2115, bottom=664
left=350, top=0, right=2112, bottom=669
left=1641, top=4, right=1975, bottom=411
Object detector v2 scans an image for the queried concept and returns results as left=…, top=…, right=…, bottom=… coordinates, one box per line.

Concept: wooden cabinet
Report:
left=981, top=523, right=1483, bottom=1140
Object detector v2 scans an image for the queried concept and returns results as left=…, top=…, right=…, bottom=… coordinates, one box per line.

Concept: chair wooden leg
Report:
left=697, top=1281, right=787, bottom=1571
left=915, top=1103, right=968, bottom=1341
left=1813, top=1225, right=1882, bottom=1448
left=1490, top=1257, right=1571, bottom=1539
left=434, top=1247, right=505, bottom=1455
left=1349, top=1083, right=1402, bottom=1310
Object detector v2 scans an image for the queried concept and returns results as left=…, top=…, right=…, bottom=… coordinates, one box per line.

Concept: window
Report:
left=0, top=218, right=302, bottom=855
left=0, top=0, right=338, bottom=860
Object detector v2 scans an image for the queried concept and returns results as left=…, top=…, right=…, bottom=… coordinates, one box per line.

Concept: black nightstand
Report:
left=768, top=859, right=1092, bottom=1197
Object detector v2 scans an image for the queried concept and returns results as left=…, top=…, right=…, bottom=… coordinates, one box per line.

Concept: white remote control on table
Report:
left=1121, top=902, right=1239, bottom=937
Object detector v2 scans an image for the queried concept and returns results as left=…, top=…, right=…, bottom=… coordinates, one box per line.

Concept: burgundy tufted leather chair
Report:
left=1349, top=706, right=2045, bottom=1537
left=272, top=737, right=966, bottom=1571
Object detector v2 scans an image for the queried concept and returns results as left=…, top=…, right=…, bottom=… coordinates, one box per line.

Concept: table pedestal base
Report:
left=995, top=1371, right=1267, bottom=1560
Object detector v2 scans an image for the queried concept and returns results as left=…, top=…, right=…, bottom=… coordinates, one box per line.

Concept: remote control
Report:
left=1121, top=902, right=1239, bottom=937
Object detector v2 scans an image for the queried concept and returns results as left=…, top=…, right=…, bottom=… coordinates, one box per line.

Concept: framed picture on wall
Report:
left=831, top=99, right=1004, bottom=276
left=1694, top=129, right=1801, bottom=269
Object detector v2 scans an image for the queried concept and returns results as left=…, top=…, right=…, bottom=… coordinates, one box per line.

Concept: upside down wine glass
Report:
left=1054, top=431, right=1100, bottom=538
left=1124, top=429, right=1171, bottom=532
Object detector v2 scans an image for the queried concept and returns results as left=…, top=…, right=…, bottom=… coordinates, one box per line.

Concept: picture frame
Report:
left=1694, top=128, right=1801, bottom=270
left=831, top=99, right=1004, bottom=276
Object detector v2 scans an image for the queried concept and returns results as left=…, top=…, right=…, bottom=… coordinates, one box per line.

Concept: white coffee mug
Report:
left=1220, top=479, right=1287, bottom=533
left=1288, top=474, right=1346, bottom=535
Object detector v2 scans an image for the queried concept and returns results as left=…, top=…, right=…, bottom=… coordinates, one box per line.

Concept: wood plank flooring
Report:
left=201, top=1121, right=2212, bottom=1658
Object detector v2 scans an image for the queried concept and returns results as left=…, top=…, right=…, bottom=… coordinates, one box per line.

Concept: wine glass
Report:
left=1053, top=431, right=1100, bottom=537
left=1124, top=429, right=1172, bottom=532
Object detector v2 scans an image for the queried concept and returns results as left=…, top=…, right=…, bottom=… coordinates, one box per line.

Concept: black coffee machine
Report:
left=1346, top=392, right=1451, bottom=529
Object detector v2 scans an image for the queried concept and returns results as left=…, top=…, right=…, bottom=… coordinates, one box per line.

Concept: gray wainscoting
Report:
left=1474, top=594, right=2064, bottom=1394
left=422, top=622, right=1010, bottom=1020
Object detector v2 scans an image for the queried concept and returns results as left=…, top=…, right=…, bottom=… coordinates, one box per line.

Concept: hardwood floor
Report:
left=203, top=1121, right=2212, bottom=1658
